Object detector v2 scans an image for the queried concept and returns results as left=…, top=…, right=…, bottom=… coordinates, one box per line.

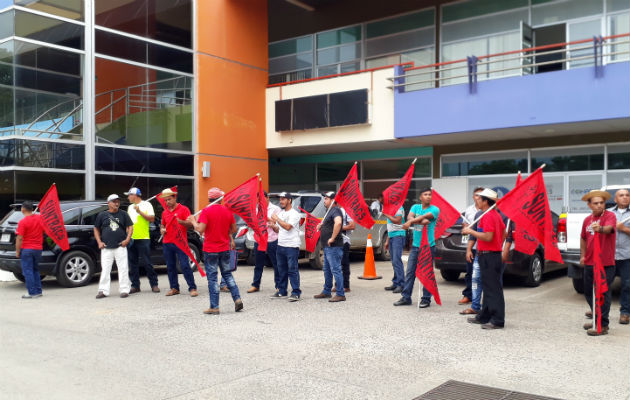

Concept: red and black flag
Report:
left=224, top=176, right=267, bottom=250
left=382, top=161, right=414, bottom=217
left=593, top=233, right=608, bottom=333
left=38, top=184, right=69, bottom=251
left=300, top=207, right=321, bottom=253
left=511, top=173, right=539, bottom=255
left=165, top=216, right=205, bottom=277
left=335, top=163, right=375, bottom=229
left=156, top=186, right=177, bottom=210
left=415, top=228, right=441, bottom=305
left=430, top=189, right=461, bottom=241
left=254, top=178, right=269, bottom=252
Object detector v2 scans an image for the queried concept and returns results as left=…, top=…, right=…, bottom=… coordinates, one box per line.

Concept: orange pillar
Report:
left=195, top=0, right=268, bottom=209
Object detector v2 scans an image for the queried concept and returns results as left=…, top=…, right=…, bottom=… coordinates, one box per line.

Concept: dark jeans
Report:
left=252, top=240, right=278, bottom=289
left=476, top=252, right=505, bottom=327
left=204, top=251, right=240, bottom=309
left=163, top=242, right=197, bottom=291
left=584, top=264, right=616, bottom=327
left=276, top=246, right=301, bottom=297
left=615, top=259, right=630, bottom=316
left=127, top=239, right=158, bottom=289
left=401, top=246, right=435, bottom=302
left=462, top=249, right=476, bottom=299
left=389, top=235, right=405, bottom=288
left=341, top=242, right=350, bottom=289
left=20, top=249, right=42, bottom=295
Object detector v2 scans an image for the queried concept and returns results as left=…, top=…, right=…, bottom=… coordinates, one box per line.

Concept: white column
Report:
left=83, top=0, right=95, bottom=200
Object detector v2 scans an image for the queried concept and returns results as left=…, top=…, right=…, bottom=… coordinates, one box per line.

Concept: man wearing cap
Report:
left=459, top=187, right=484, bottom=306
left=383, top=205, right=405, bottom=293
left=159, top=188, right=198, bottom=297
left=15, top=201, right=44, bottom=299
left=611, top=189, right=630, bottom=325
left=189, top=188, right=243, bottom=315
left=271, top=192, right=301, bottom=301
left=370, top=194, right=383, bottom=218
left=126, top=187, right=159, bottom=294
left=314, top=192, right=346, bottom=302
left=462, top=188, right=506, bottom=329
left=247, top=191, right=281, bottom=294
left=394, top=188, right=440, bottom=308
left=94, top=194, right=133, bottom=299
left=580, top=189, right=617, bottom=336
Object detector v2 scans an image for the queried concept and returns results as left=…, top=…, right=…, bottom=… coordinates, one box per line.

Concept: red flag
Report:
left=224, top=176, right=267, bottom=246
left=512, top=173, right=539, bottom=255
left=38, top=184, right=69, bottom=251
left=593, top=233, right=608, bottom=333
left=156, top=186, right=177, bottom=210
left=430, top=189, right=461, bottom=241
left=496, top=168, right=563, bottom=263
left=335, top=164, right=375, bottom=229
left=382, top=162, right=414, bottom=217
left=254, top=179, right=268, bottom=252
left=300, top=207, right=321, bottom=253
left=415, top=229, right=441, bottom=305
left=165, top=216, right=205, bottom=277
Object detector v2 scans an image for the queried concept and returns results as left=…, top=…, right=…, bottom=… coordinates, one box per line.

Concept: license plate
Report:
left=461, top=234, right=469, bottom=244
left=1, top=233, right=10, bottom=242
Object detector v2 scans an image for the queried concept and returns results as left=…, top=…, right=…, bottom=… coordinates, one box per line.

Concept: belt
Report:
left=478, top=250, right=501, bottom=254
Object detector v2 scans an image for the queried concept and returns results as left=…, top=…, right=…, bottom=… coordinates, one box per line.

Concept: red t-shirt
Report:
left=580, top=211, right=616, bottom=266
left=162, top=204, right=191, bottom=244
left=17, top=214, right=44, bottom=250
left=198, top=205, right=235, bottom=253
left=477, top=209, right=505, bottom=252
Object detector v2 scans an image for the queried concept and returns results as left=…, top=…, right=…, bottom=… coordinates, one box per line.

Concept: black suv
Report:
left=0, top=201, right=203, bottom=288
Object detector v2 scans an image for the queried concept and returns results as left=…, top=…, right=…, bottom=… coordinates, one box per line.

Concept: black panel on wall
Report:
left=292, top=94, right=328, bottom=130
left=275, top=99, right=292, bottom=131
left=329, top=89, right=368, bottom=127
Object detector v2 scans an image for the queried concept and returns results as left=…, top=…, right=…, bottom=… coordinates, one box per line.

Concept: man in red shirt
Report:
left=15, top=201, right=44, bottom=299
left=580, top=190, right=617, bottom=336
left=160, top=188, right=198, bottom=297
left=462, top=188, right=506, bottom=329
left=189, top=187, right=242, bottom=315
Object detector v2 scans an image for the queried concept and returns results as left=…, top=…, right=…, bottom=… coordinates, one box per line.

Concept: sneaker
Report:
left=32, top=293, right=43, bottom=298
left=234, top=298, right=243, bottom=312
left=151, top=286, right=160, bottom=293
left=21, top=294, right=33, bottom=299
left=166, top=289, right=180, bottom=296
left=204, top=308, right=220, bottom=315
left=587, top=326, right=609, bottom=336
left=120, top=292, right=129, bottom=298
left=329, top=295, right=346, bottom=302
left=95, top=291, right=106, bottom=299
left=419, top=301, right=430, bottom=309
left=314, top=293, right=332, bottom=299
left=288, top=294, right=300, bottom=302
left=270, top=292, right=287, bottom=299
left=247, top=286, right=259, bottom=293
left=130, top=287, right=141, bottom=294
left=190, top=289, right=199, bottom=297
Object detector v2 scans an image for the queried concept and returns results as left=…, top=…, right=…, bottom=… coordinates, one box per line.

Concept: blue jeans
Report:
left=401, top=246, right=435, bottom=302
left=20, top=249, right=42, bottom=295
left=389, top=235, right=405, bottom=287
left=252, top=240, right=278, bottom=289
left=323, top=246, right=344, bottom=296
left=204, top=251, right=241, bottom=309
left=616, top=259, right=630, bottom=316
left=128, top=239, right=158, bottom=289
left=163, top=242, right=197, bottom=291
left=276, top=246, right=301, bottom=297
left=471, top=255, right=482, bottom=312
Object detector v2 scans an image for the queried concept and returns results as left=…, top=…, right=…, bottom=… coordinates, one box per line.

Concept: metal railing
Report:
left=388, top=33, right=630, bottom=92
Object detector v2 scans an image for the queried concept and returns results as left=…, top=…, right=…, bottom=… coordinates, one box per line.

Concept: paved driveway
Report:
left=1, top=261, right=628, bottom=400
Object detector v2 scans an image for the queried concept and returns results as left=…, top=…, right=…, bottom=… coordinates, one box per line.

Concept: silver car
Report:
left=245, top=192, right=390, bottom=269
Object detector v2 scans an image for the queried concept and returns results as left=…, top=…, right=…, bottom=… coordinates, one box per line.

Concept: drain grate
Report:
left=414, top=380, right=564, bottom=400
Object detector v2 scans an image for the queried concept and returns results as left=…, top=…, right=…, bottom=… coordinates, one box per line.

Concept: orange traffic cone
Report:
left=358, top=234, right=382, bottom=280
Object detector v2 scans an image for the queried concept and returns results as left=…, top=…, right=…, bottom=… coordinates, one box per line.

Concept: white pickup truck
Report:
left=559, top=185, right=629, bottom=293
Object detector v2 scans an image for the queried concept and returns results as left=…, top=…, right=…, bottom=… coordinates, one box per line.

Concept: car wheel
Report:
left=572, top=277, right=585, bottom=294
left=13, top=272, right=26, bottom=282
left=246, top=248, right=256, bottom=265
left=309, top=242, right=323, bottom=270
left=374, top=233, right=391, bottom=261
left=440, top=269, right=460, bottom=281
left=523, top=253, right=543, bottom=287
left=56, top=250, right=95, bottom=288
left=178, top=243, right=201, bottom=273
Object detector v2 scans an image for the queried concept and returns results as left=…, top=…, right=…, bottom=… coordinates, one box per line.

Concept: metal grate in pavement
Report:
left=414, top=380, right=564, bottom=400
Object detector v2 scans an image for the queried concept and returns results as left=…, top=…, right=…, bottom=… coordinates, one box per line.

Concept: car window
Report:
left=299, top=196, right=321, bottom=213
left=81, top=205, right=108, bottom=225
left=0, top=209, right=24, bottom=226
left=63, top=208, right=81, bottom=225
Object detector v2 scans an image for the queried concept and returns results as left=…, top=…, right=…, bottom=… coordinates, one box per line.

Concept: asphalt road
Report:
left=1, top=260, right=628, bottom=400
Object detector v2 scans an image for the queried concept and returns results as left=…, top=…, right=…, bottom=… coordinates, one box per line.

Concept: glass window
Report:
left=14, top=0, right=84, bottom=20
left=531, top=0, right=603, bottom=26
left=80, top=205, right=108, bottom=225
left=95, top=146, right=192, bottom=176
left=269, top=53, right=313, bottom=74
left=298, top=196, right=320, bottom=213
left=401, top=48, right=436, bottom=90
left=442, top=152, right=528, bottom=176
left=442, top=0, right=528, bottom=23
left=269, top=36, right=312, bottom=58
left=568, top=19, right=602, bottom=69
left=568, top=174, right=603, bottom=212
left=95, top=0, right=192, bottom=48
left=363, top=158, right=431, bottom=180
left=608, top=171, right=630, bottom=185
left=1, top=140, right=84, bottom=169
left=609, top=13, right=630, bottom=63
left=608, top=143, right=630, bottom=169
left=14, top=11, right=83, bottom=50
left=531, top=146, right=604, bottom=171
left=607, top=0, right=630, bottom=13
left=317, top=162, right=359, bottom=182
left=366, top=27, right=434, bottom=58
left=62, top=207, right=81, bottom=225
left=317, top=26, right=361, bottom=49
left=95, top=175, right=194, bottom=211
left=0, top=10, right=14, bottom=39
left=0, top=87, right=12, bottom=134
left=14, top=170, right=83, bottom=203
left=367, top=9, right=435, bottom=38
left=317, top=43, right=361, bottom=65
left=270, top=163, right=315, bottom=188
left=468, top=174, right=521, bottom=198
left=366, top=54, right=401, bottom=69
left=442, top=9, right=527, bottom=43
left=148, top=42, right=193, bottom=73
left=317, top=65, right=338, bottom=77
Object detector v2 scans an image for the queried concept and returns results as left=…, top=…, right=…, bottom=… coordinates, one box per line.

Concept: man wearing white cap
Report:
left=159, top=188, right=198, bottom=297
left=270, top=192, right=302, bottom=301
left=94, top=194, right=133, bottom=299
left=125, top=187, right=159, bottom=293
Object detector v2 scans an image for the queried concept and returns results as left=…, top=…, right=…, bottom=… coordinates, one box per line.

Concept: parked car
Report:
left=245, top=191, right=390, bottom=269
left=559, top=185, right=630, bottom=293
left=435, top=212, right=565, bottom=287
left=0, top=201, right=203, bottom=288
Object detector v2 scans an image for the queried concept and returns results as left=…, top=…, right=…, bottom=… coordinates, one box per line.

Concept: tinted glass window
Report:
left=14, top=171, right=83, bottom=204
left=292, top=95, right=328, bottom=130
left=15, top=11, right=83, bottom=50
left=95, top=29, right=146, bottom=64
left=62, top=207, right=81, bottom=225
left=275, top=100, right=291, bottom=131
left=81, top=205, right=107, bottom=225
left=148, top=42, right=192, bottom=73
left=14, top=0, right=84, bottom=20
left=1, top=140, right=84, bottom=169
left=329, top=89, right=368, bottom=127
left=299, top=196, right=321, bottom=213
left=96, top=146, right=192, bottom=176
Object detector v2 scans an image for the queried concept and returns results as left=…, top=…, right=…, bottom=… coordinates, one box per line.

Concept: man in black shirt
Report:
left=94, top=194, right=134, bottom=299
left=314, top=192, right=346, bottom=302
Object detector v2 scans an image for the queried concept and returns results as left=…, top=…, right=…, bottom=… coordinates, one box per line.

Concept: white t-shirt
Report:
left=277, top=207, right=301, bottom=248
left=340, top=208, right=354, bottom=245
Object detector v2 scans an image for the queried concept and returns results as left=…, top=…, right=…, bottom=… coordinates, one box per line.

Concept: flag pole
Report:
left=592, top=284, right=596, bottom=332
left=468, top=203, right=497, bottom=226
left=412, top=158, right=417, bottom=164
left=318, top=162, right=356, bottom=227
left=193, top=196, right=224, bottom=217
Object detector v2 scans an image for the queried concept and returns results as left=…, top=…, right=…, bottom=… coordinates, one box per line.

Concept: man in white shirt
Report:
left=270, top=192, right=302, bottom=302
left=370, top=195, right=383, bottom=217
left=459, top=187, right=484, bottom=306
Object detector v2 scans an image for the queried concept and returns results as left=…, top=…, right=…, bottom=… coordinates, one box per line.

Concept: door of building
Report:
left=533, top=23, right=566, bottom=73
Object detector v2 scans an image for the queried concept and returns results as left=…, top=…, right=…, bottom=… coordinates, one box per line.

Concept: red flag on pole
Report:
left=415, top=228, right=441, bottom=305
left=496, top=168, right=563, bottom=263
left=254, top=178, right=268, bottom=252
left=156, top=186, right=177, bottom=210
left=512, top=173, right=539, bottom=255
left=165, top=216, right=205, bottom=277
left=430, top=189, right=461, bottom=241
left=224, top=176, right=267, bottom=247
left=335, top=163, right=375, bottom=229
left=38, top=184, right=69, bottom=251
left=593, top=233, right=608, bottom=333
left=382, top=162, right=414, bottom=217
left=300, top=207, right=321, bottom=253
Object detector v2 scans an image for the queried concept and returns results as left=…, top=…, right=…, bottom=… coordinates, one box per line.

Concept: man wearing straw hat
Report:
left=159, top=188, right=198, bottom=297
left=581, top=189, right=617, bottom=336
left=611, top=189, right=630, bottom=325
